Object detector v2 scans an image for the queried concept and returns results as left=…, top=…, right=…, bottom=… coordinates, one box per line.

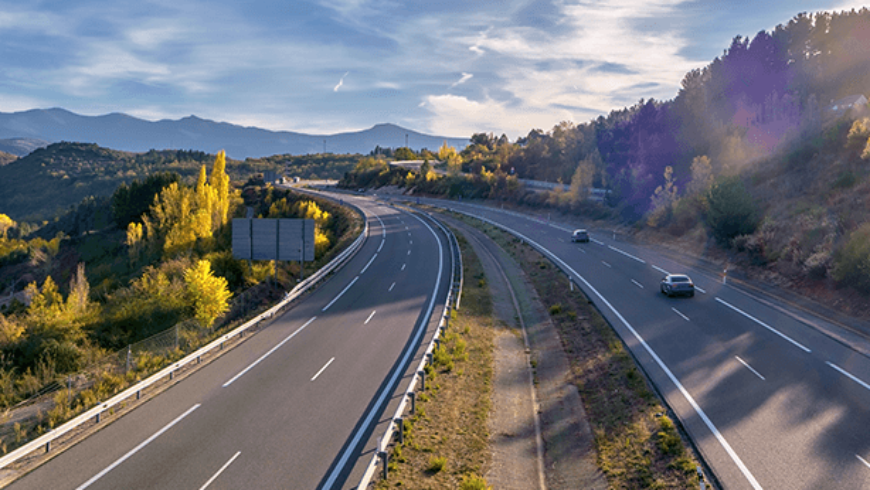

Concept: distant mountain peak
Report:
left=0, top=108, right=469, bottom=158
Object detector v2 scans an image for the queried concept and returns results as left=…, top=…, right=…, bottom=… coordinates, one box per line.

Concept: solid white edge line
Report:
left=458, top=214, right=764, bottom=490
left=857, top=454, right=870, bottom=470
left=735, top=356, right=766, bottom=381
left=311, top=357, right=336, bottom=382
left=323, top=209, right=444, bottom=489
left=360, top=254, right=378, bottom=275
left=76, top=404, right=201, bottom=490
left=377, top=240, right=384, bottom=252
left=652, top=265, right=670, bottom=275
left=198, top=451, right=241, bottom=490
left=223, top=317, right=317, bottom=387
left=826, top=362, right=870, bottom=391
left=365, top=310, right=376, bottom=324
left=631, top=279, right=644, bottom=289
left=671, top=307, right=690, bottom=321
left=608, top=245, right=646, bottom=263
left=322, top=276, right=360, bottom=312
left=715, top=298, right=811, bottom=353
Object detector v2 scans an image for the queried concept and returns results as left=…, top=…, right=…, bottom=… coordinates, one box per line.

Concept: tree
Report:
left=706, top=176, right=759, bottom=244
left=568, top=157, right=595, bottom=203
left=0, top=214, right=14, bottom=239
left=210, top=150, right=231, bottom=227
left=126, top=222, right=144, bottom=262
left=394, top=147, right=417, bottom=160
left=687, top=155, right=714, bottom=196
left=184, top=260, right=232, bottom=328
left=648, top=166, right=679, bottom=227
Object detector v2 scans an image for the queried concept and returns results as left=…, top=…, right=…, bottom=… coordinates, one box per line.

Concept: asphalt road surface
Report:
left=411, top=197, right=870, bottom=490
left=8, top=195, right=451, bottom=490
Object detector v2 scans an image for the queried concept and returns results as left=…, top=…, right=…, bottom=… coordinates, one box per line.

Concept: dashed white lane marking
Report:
left=590, top=238, right=604, bottom=245
left=608, top=245, right=646, bottom=264
left=223, top=317, right=317, bottom=387
left=671, top=307, right=690, bottom=321
left=716, top=298, right=811, bottom=353
left=199, top=451, right=241, bottom=490
left=695, top=286, right=707, bottom=294
left=601, top=261, right=612, bottom=268
left=76, top=404, right=202, bottom=490
left=578, top=248, right=587, bottom=254
left=365, top=310, right=376, bottom=324
left=652, top=265, right=670, bottom=275
left=360, top=253, right=378, bottom=274
left=311, top=357, right=335, bottom=382
left=389, top=282, right=395, bottom=291
left=558, top=238, right=565, bottom=242
left=857, top=454, right=870, bottom=470
left=827, top=362, right=870, bottom=391
left=631, top=279, right=644, bottom=289
left=401, top=263, right=406, bottom=271
left=323, top=276, right=359, bottom=312
left=407, top=250, right=411, bottom=255
left=736, top=356, right=765, bottom=380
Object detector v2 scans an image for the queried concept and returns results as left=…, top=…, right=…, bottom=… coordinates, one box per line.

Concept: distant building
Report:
left=829, top=94, right=868, bottom=115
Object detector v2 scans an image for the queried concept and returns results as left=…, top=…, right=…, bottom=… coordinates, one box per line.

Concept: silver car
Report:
left=571, top=229, right=590, bottom=243
left=660, top=274, right=694, bottom=297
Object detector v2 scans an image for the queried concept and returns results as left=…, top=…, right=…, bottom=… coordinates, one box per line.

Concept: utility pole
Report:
left=405, top=133, right=409, bottom=149
left=323, top=139, right=326, bottom=154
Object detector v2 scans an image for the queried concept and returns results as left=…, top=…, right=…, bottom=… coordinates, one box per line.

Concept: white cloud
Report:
left=334, top=72, right=350, bottom=92
left=0, top=95, right=49, bottom=113
left=449, top=72, right=473, bottom=89
left=424, top=94, right=575, bottom=138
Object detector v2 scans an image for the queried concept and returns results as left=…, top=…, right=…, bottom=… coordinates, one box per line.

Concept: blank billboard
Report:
left=233, top=218, right=315, bottom=262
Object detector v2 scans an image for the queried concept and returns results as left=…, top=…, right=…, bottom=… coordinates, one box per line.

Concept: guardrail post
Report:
left=379, top=450, right=389, bottom=479
left=396, top=418, right=404, bottom=445
left=409, top=392, right=416, bottom=414
left=96, top=411, right=101, bottom=423
left=426, top=353, right=433, bottom=366
left=136, top=390, right=141, bottom=400
left=698, top=468, right=705, bottom=490
left=169, top=370, right=174, bottom=381
left=45, top=439, right=50, bottom=453
left=419, top=370, right=426, bottom=391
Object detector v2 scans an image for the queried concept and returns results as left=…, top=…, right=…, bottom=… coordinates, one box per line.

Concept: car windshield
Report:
left=671, top=276, right=689, bottom=282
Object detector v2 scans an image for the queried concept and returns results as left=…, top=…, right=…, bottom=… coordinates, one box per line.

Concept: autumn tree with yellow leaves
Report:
left=184, top=259, right=232, bottom=328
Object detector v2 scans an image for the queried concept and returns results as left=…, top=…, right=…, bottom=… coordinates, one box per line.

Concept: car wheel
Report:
left=689, top=291, right=694, bottom=297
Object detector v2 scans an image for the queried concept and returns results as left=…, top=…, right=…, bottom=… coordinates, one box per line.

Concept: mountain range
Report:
left=0, top=108, right=470, bottom=159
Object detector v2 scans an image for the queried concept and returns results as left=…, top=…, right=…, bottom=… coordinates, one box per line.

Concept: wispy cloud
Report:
left=334, top=72, right=350, bottom=92
left=449, top=73, right=473, bottom=89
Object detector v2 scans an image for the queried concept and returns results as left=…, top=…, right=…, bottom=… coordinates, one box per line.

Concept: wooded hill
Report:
left=0, top=142, right=360, bottom=222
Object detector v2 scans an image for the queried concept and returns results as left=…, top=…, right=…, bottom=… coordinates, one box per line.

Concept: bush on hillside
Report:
left=832, top=223, right=870, bottom=293
left=705, top=177, right=759, bottom=245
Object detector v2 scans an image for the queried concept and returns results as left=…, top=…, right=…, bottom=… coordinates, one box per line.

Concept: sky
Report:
left=0, top=0, right=865, bottom=140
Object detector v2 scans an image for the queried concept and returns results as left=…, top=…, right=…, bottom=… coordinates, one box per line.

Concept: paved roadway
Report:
left=8, top=195, right=451, bottom=490
left=410, top=197, right=870, bottom=490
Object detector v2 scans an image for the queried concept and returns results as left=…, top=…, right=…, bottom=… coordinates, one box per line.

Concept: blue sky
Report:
left=0, top=0, right=863, bottom=140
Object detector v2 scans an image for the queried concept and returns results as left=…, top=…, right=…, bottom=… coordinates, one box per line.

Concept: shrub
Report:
left=832, top=223, right=870, bottom=292
left=549, top=303, right=562, bottom=315
left=426, top=455, right=447, bottom=473
left=459, top=474, right=492, bottom=490
left=706, top=177, right=759, bottom=245
left=656, top=416, right=684, bottom=456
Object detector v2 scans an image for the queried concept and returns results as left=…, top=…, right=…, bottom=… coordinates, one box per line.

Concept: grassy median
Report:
left=376, top=232, right=495, bottom=489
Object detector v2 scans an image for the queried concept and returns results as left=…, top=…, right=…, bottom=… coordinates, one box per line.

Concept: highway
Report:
left=410, top=197, right=870, bottom=489
left=8, top=195, right=452, bottom=490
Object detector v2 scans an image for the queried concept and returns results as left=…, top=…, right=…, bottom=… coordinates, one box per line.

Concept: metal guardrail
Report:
left=356, top=206, right=462, bottom=488
left=0, top=214, right=370, bottom=472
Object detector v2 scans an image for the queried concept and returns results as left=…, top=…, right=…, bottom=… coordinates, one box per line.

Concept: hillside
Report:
left=0, top=109, right=469, bottom=159
left=0, top=151, right=16, bottom=166
left=0, top=142, right=359, bottom=222
left=0, top=138, right=47, bottom=157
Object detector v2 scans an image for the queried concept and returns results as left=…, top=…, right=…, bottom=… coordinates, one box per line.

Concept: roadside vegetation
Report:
left=0, top=153, right=360, bottom=454
left=377, top=233, right=494, bottom=489
left=470, top=218, right=702, bottom=489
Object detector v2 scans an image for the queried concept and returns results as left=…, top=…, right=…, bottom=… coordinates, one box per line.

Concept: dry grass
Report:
left=376, top=232, right=494, bottom=489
